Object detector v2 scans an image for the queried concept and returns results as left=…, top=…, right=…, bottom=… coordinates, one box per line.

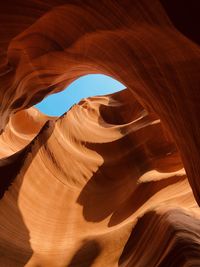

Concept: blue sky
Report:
left=35, top=74, right=125, bottom=116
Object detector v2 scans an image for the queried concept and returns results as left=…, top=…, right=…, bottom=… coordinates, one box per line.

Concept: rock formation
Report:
left=0, top=0, right=200, bottom=266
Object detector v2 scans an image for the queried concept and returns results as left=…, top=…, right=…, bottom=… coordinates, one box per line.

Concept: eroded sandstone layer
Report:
left=0, top=1, right=200, bottom=266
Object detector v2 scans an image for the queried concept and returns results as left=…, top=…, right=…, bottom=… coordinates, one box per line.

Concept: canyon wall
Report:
left=0, top=1, right=200, bottom=266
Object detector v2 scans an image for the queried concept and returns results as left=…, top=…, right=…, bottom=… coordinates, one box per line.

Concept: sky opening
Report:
left=35, top=74, right=126, bottom=116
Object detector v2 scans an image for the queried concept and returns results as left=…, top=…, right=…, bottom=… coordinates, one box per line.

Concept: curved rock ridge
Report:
left=0, top=107, right=53, bottom=159
left=0, top=0, right=200, bottom=266
left=0, top=89, right=198, bottom=266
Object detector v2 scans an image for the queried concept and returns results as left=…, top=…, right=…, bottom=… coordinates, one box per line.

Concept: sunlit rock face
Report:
left=0, top=0, right=200, bottom=266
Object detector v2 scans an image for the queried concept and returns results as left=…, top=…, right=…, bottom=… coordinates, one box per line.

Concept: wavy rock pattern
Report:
left=0, top=0, right=200, bottom=266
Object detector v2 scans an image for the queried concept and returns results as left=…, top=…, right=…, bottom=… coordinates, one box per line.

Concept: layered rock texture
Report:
left=0, top=0, right=200, bottom=266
